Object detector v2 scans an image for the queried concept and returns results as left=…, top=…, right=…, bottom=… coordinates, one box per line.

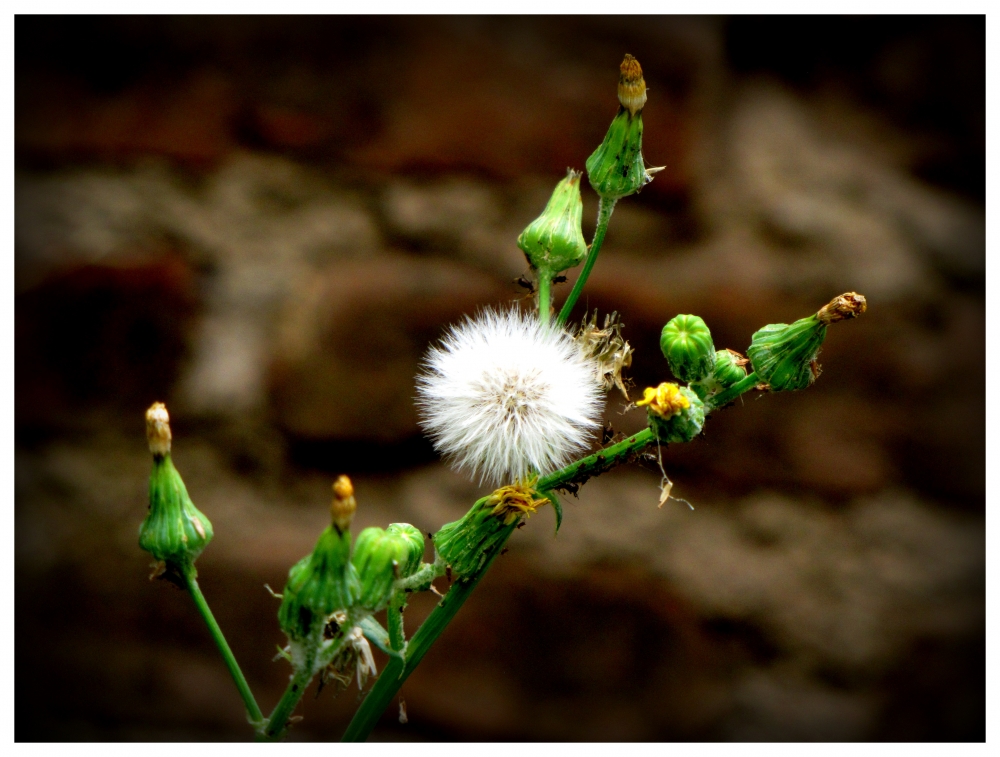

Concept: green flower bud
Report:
left=637, top=383, right=705, bottom=443
left=385, top=523, right=425, bottom=579
left=586, top=55, right=664, bottom=202
left=747, top=293, right=866, bottom=393
left=691, top=349, right=749, bottom=400
left=352, top=527, right=408, bottom=612
left=278, top=524, right=357, bottom=640
left=139, top=403, right=213, bottom=566
left=660, top=314, right=716, bottom=383
left=517, top=170, right=588, bottom=275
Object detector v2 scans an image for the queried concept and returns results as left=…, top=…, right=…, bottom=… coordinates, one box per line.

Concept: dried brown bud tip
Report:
left=817, top=292, right=867, bottom=324
left=618, top=54, right=647, bottom=116
left=145, top=402, right=171, bottom=456
left=330, top=475, right=357, bottom=531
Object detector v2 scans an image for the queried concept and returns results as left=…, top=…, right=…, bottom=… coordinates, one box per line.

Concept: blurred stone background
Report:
left=15, top=16, right=984, bottom=741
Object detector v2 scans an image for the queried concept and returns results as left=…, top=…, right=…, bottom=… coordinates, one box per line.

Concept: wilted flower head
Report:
left=417, top=308, right=604, bottom=486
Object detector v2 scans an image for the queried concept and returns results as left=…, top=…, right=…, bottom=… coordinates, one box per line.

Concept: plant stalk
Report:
left=182, top=565, right=264, bottom=727
left=557, top=197, right=617, bottom=327
left=537, top=272, right=552, bottom=326
left=341, top=521, right=517, bottom=742
left=705, top=371, right=760, bottom=411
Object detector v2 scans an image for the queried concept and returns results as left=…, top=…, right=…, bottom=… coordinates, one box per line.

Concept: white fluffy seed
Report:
left=416, top=307, right=605, bottom=486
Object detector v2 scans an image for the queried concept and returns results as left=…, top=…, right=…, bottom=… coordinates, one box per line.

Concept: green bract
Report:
left=747, top=315, right=826, bottom=392
left=278, top=526, right=357, bottom=640
left=352, top=527, right=408, bottom=612
left=660, top=314, right=716, bottom=383
left=691, top=350, right=749, bottom=399
left=433, top=497, right=510, bottom=578
left=385, top=523, right=425, bottom=579
left=139, top=454, right=214, bottom=566
left=586, top=109, right=654, bottom=201
left=647, top=386, right=705, bottom=444
left=517, top=170, right=588, bottom=275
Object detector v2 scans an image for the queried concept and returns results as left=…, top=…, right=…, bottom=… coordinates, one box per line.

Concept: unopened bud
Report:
left=145, top=402, right=171, bottom=456
left=385, top=523, right=425, bottom=579
left=660, top=314, right=716, bottom=383
left=352, top=527, right=405, bottom=612
left=618, top=53, right=647, bottom=115
left=517, top=170, right=589, bottom=275
left=691, top=349, right=749, bottom=399
left=330, top=475, right=357, bottom=533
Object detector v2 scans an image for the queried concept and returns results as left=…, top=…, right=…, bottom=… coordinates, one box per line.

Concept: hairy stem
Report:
left=557, top=197, right=617, bottom=327
left=705, top=371, right=760, bottom=411
left=182, top=565, right=264, bottom=727
left=341, top=521, right=517, bottom=742
left=387, top=593, right=407, bottom=652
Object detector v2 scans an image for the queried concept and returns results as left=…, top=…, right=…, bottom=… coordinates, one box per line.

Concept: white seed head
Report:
left=416, top=307, right=605, bottom=486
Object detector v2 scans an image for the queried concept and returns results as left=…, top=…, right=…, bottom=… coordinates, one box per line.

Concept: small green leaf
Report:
left=544, top=490, right=563, bottom=534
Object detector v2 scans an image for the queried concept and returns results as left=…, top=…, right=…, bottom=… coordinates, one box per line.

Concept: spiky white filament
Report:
left=416, top=307, right=604, bottom=486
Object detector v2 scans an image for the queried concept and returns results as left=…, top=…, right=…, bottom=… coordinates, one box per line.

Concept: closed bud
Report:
left=660, top=314, right=716, bottom=383
left=352, top=527, right=408, bottom=612
left=692, top=349, right=749, bottom=399
left=637, top=382, right=705, bottom=443
left=385, top=523, right=425, bottom=579
left=517, top=170, right=588, bottom=275
left=586, top=55, right=664, bottom=202
left=278, top=525, right=357, bottom=641
left=139, top=403, right=213, bottom=566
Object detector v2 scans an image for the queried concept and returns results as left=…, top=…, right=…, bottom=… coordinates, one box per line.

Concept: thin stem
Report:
left=705, top=371, right=759, bottom=411
left=537, top=272, right=552, bottom=326
left=341, top=521, right=517, bottom=742
left=182, top=565, right=264, bottom=726
left=556, top=197, right=617, bottom=327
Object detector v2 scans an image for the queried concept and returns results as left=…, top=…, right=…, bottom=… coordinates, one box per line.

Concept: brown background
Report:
left=15, top=16, right=984, bottom=741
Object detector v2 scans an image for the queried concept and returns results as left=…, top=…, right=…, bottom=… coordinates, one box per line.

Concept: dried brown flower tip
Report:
left=331, top=475, right=357, bottom=531
left=145, top=402, right=171, bottom=456
left=618, top=53, right=647, bottom=116
left=817, top=292, right=868, bottom=325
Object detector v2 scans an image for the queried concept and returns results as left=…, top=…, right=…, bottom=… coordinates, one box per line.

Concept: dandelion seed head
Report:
left=416, top=307, right=605, bottom=486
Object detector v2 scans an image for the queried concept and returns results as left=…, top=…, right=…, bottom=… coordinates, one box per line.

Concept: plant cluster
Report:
left=138, top=54, right=866, bottom=741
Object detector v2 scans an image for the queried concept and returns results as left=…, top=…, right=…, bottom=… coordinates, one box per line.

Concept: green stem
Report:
left=538, top=427, right=655, bottom=491
left=537, top=272, right=552, bottom=326
left=706, top=371, right=760, bottom=411
left=262, top=663, right=314, bottom=741
left=341, top=522, right=518, bottom=742
left=340, top=428, right=659, bottom=741
left=387, top=593, right=406, bottom=652
left=182, top=565, right=264, bottom=726
left=557, top=197, right=617, bottom=327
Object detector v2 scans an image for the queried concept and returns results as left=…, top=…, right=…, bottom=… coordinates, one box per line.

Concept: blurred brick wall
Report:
left=15, top=16, right=984, bottom=742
